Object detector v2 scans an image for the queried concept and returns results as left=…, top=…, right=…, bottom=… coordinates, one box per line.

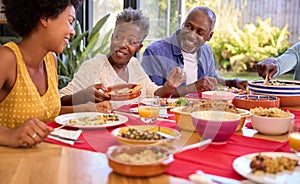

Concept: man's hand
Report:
left=232, top=78, right=248, bottom=89
left=193, top=77, right=218, bottom=91
left=167, top=67, right=187, bottom=88
left=257, top=58, right=278, bottom=80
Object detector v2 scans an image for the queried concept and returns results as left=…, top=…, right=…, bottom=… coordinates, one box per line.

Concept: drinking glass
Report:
left=138, top=95, right=160, bottom=123
left=288, top=119, right=300, bottom=155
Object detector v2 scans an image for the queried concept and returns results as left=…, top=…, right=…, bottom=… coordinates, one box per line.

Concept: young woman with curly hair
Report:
left=0, top=0, right=112, bottom=148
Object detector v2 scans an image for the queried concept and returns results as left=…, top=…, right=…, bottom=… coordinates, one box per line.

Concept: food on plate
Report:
left=175, top=97, right=190, bottom=106
left=250, top=107, right=292, bottom=118
left=119, top=128, right=166, bottom=140
left=113, top=148, right=169, bottom=164
left=131, top=84, right=142, bottom=93
left=250, top=153, right=299, bottom=174
left=268, top=80, right=297, bottom=86
left=160, top=97, right=190, bottom=107
left=109, top=84, right=142, bottom=95
left=69, top=114, right=119, bottom=126
left=227, top=86, right=250, bottom=95
left=181, top=99, right=239, bottom=114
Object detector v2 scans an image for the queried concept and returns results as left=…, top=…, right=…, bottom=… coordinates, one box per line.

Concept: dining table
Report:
left=1, top=101, right=299, bottom=184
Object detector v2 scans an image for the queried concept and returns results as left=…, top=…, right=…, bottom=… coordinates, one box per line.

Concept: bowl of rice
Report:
left=106, top=145, right=173, bottom=177
left=250, top=107, right=294, bottom=135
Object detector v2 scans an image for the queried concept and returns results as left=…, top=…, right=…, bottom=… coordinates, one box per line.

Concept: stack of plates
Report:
left=248, top=80, right=300, bottom=106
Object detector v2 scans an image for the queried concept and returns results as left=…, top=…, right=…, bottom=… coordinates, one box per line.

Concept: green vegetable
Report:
left=175, top=97, right=190, bottom=106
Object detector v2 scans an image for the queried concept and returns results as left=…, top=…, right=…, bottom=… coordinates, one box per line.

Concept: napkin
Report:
left=47, top=129, right=82, bottom=145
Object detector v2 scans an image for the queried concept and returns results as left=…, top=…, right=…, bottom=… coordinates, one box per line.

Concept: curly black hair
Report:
left=1, top=0, right=83, bottom=37
left=115, top=7, right=149, bottom=41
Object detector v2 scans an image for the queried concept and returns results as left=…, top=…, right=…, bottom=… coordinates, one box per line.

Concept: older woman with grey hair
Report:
left=60, top=8, right=186, bottom=109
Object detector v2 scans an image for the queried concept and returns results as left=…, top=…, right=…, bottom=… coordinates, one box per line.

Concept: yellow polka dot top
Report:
left=0, top=42, right=61, bottom=128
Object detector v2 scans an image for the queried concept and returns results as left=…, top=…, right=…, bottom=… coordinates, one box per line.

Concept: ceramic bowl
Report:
left=191, top=111, right=241, bottom=144
left=202, top=91, right=235, bottom=101
left=107, top=83, right=141, bottom=101
left=106, top=145, right=173, bottom=177
left=232, top=95, right=280, bottom=110
left=111, top=125, right=180, bottom=145
left=171, top=106, right=249, bottom=132
left=248, top=80, right=300, bottom=107
left=250, top=109, right=295, bottom=135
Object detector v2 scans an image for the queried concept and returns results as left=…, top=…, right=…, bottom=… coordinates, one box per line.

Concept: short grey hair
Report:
left=115, top=7, right=150, bottom=41
left=187, top=6, right=216, bottom=31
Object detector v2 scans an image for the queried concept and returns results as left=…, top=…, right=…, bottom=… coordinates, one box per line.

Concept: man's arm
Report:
left=141, top=48, right=165, bottom=86
left=276, top=42, right=300, bottom=77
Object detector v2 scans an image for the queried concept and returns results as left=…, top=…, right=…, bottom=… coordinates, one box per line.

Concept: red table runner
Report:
left=165, top=134, right=291, bottom=180
left=45, top=106, right=297, bottom=181
left=46, top=115, right=176, bottom=153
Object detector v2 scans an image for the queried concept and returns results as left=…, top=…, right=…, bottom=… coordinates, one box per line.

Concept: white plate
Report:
left=233, top=152, right=300, bottom=184
left=55, top=112, right=128, bottom=129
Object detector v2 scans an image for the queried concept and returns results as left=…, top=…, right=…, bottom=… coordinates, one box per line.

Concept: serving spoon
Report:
left=263, top=73, right=270, bottom=85
left=177, top=139, right=212, bottom=153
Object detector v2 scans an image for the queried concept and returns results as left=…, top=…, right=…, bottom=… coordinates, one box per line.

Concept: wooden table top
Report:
left=1, top=105, right=298, bottom=184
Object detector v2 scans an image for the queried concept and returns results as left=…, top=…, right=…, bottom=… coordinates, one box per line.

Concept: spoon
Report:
left=177, top=139, right=212, bottom=153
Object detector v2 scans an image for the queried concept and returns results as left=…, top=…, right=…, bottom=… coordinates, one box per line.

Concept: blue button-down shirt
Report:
left=141, top=29, right=217, bottom=86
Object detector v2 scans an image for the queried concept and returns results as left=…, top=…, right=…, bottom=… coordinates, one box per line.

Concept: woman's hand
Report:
left=76, top=83, right=110, bottom=103
left=95, top=101, right=113, bottom=113
left=3, top=118, right=53, bottom=148
left=82, top=101, right=113, bottom=113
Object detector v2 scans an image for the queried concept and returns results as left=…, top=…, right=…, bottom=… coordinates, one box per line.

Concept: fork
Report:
left=53, top=125, right=66, bottom=131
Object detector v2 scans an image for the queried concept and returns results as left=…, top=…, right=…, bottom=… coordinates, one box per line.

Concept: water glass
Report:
left=138, top=96, right=160, bottom=123
left=288, top=119, right=300, bottom=155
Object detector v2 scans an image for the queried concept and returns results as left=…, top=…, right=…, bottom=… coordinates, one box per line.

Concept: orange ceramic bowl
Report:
left=106, top=145, right=174, bottom=177
left=232, top=95, right=280, bottom=110
left=107, top=83, right=141, bottom=101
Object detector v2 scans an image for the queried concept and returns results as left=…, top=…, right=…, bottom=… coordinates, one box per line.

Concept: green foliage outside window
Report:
left=185, top=0, right=290, bottom=73
left=210, top=17, right=290, bottom=73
